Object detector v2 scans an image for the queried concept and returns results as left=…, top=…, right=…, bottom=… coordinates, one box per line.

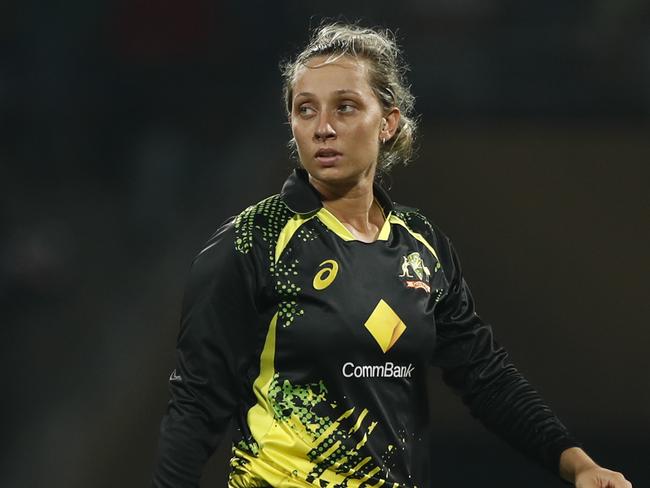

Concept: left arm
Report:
left=431, top=236, right=632, bottom=486
left=432, top=237, right=578, bottom=473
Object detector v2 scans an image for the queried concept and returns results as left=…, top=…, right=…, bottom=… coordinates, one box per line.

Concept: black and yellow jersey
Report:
left=153, top=169, right=578, bottom=488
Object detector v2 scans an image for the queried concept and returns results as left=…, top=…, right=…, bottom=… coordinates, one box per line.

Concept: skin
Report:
left=290, top=54, right=399, bottom=242
left=289, top=53, right=632, bottom=488
left=560, top=447, right=632, bottom=487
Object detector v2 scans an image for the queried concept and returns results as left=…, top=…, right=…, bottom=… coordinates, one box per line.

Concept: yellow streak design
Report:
left=313, top=407, right=354, bottom=446
left=330, top=455, right=349, bottom=472
left=355, top=433, right=369, bottom=450
left=357, top=466, right=382, bottom=485
left=366, top=479, right=386, bottom=488
left=316, top=440, right=342, bottom=463
left=246, top=313, right=279, bottom=445
left=348, top=408, right=368, bottom=434
left=349, top=456, right=372, bottom=474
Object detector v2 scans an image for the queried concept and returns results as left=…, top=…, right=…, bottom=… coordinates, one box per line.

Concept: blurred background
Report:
left=2, top=1, right=648, bottom=487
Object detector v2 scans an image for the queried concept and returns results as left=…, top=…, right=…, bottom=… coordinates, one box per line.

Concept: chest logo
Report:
left=399, top=252, right=432, bottom=293
left=364, top=299, right=406, bottom=353
left=313, top=259, right=339, bottom=290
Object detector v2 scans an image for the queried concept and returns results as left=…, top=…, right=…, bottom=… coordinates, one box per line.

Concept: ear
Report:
left=380, top=107, right=401, bottom=141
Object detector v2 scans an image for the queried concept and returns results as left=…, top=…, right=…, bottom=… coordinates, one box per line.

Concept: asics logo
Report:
left=313, top=259, right=338, bottom=290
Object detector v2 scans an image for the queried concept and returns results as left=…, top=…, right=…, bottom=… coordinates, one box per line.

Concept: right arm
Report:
left=152, top=219, right=259, bottom=488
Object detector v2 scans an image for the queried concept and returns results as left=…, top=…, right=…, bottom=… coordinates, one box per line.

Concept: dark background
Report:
left=2, top=1, right=648, bottom=487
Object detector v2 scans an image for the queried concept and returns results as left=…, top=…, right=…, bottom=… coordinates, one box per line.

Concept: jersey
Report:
left=152, top=169, right=579, bottom=488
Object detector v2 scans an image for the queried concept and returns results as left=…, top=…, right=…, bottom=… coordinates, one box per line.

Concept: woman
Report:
left=153, top=23, right=632, bottom=488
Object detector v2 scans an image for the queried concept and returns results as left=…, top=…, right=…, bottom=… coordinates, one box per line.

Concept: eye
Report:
left=338, top=103, right=356, bottom=114
left=297, top=105, right=316, bottom=117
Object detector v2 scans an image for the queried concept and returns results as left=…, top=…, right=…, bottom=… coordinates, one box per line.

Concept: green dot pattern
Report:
left=266, top=374, right=389, bottom=486
left=233, top=194, right=313, bottom=328
left=234, top=195, right=293, bottom=255
left=230, top=195, right=397, bottom=485
left=297, top=226, right=318, bottom=243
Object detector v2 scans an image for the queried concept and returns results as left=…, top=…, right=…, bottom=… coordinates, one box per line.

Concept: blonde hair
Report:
left=281, top=22, right=418, bottom=174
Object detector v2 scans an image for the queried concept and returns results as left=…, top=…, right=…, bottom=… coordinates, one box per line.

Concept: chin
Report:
left=301, top=157, right=375, bottom=187
left=305, top=165, right=353, bottom=184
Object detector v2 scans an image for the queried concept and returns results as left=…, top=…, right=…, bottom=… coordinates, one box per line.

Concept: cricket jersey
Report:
left=152, top=169, right=578, bottom=487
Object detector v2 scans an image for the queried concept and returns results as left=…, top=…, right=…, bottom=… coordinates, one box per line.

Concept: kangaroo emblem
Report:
left=399, top=252, right=431, bottom=281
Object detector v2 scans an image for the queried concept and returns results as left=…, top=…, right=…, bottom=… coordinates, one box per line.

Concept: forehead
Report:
left=292, top=55, right=373, bottom=96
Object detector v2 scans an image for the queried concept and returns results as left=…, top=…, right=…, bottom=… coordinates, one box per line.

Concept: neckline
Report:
left=317, top=204, right=392, bottom=243
left=280, top=168, right=395, bottom=215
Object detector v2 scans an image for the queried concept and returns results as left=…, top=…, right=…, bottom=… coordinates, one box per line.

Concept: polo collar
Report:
left=280, top=168, right=394, bottom=215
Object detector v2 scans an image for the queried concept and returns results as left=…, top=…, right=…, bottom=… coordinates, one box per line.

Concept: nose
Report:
left=314, top=113, right=336, bottom=142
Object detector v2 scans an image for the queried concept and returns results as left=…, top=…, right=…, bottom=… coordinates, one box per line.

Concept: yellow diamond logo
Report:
left=364, top=299, right=406, bottom=353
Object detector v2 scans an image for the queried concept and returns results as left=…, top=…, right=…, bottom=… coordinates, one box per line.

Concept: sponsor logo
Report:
left=169, top=369, right=182, bottom=382
left=364, top=299, right=406, bottom=353
left=313, top=259, right=338, bottom=290
left=342, top=361, right=415, bottom=378
left=398, top=252, right=432, bottom=293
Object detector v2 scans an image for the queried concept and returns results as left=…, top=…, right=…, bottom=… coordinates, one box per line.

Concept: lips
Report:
left=315, top=148, right=342, bottom=166
left=315, top=148, right=342, bottom=158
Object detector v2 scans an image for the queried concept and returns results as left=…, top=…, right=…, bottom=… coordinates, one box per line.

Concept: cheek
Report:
left=291, top=123, right=306, bottom=145
left=292, top=126, right=313, bottom=160
left=351, top=119, right=380, bottom=148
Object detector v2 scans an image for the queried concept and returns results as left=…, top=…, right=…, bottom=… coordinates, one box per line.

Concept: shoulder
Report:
left=392, top=204, right=447, bottom=249
left=193, top=193, right=296, bottom=270
left=232, top=194, right=296, bottom=255
left=391, top=203, right=457, bottom=282
left=186, top=194, right=296, bottom=295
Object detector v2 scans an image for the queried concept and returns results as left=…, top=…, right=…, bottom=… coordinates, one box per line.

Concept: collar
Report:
left=280, top=168, right=394, bottom=215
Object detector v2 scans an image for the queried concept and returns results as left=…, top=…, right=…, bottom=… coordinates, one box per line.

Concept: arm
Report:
left=432, top=238, right=633, bottom=486
left=559, top=447, right=632, bottom=487
left=152, top=219, right=260, bottom=488
left=431, top=236, right=579, bottom=475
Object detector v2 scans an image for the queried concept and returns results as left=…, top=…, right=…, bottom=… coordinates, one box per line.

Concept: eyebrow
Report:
left=294, top=89, right=363, bottom=98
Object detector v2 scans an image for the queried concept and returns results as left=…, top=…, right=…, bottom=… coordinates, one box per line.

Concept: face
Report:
left=290, top=55, right=399, bottom=187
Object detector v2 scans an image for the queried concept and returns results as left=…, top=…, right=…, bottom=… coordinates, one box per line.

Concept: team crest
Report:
left=399, top=252, right=432, bottom=293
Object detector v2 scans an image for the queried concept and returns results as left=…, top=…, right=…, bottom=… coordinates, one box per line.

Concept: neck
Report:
left=308, top=170, right=385, bottom=242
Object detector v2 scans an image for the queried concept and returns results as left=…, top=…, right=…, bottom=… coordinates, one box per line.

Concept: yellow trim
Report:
left=275, top=214, right=316, bottom=264
left=389, top=214, right=440, bottom=262
left=317, top=207, right=356, bottom=241
left=316, top=207, right=392, bottom=242
left=376, top=210, right=392, bottom=240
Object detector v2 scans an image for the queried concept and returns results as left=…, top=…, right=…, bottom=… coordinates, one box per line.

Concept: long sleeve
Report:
left=431, top=236, right=580, bottom=475
left=152, top=218, right=260, bottom=488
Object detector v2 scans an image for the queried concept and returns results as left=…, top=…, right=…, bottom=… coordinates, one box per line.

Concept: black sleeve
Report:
left=152, top=218, right=260, bottom=488
left=431, top=236, right=580, bottom=476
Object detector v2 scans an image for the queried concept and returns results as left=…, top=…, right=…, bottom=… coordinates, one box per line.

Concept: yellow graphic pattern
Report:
left=364, top=300, right=407, bottom=353
left=231, top=373, right=396, bottom=487
left=230, top=312, right=399, bottom=487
